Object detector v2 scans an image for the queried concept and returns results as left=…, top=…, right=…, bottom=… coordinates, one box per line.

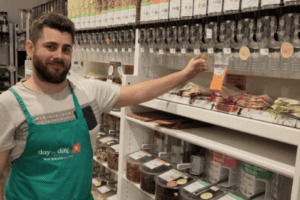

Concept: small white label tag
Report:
left=159, top=49, right=164, bottom=54
left=194, top=49, right=200, bottom=55
left=181, top=48, right=187, bottom=54
left=170, top=48, right=176, bottom=54
left=150, top=48, right=154, bottom=53
left=98, top=186, right=111, bottom=194
left=128, top=48, right=133, bottom=52
left=208, top=48, right=214, bottom=54
left=260, top=48, right=269, bottom=55
left=122, top=48, right=126, bottom=52
left=206, top=29, right=213, bottom=39
left=223, top=48, right=232, bottom=54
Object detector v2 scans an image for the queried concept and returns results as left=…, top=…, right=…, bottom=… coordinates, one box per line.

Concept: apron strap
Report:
left=9, top=88, right=36, bottom=125
left=67, top=80, right=85, bottom=120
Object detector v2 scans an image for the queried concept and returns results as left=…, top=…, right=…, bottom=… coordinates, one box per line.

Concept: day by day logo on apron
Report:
left=72, top=143, right=81, bottom=154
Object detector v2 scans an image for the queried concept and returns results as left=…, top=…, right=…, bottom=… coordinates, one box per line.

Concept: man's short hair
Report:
left=30, top=13, right=75, bottom=45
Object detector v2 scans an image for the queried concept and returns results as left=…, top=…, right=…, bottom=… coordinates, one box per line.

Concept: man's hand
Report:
left=181, top=54, right=209, bottom=81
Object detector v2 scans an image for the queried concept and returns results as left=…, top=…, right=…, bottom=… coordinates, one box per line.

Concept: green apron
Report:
left=5, top=82, right=94, bottom=200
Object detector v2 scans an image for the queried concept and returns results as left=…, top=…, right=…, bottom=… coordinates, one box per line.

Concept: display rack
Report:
left=109, top=28, right=300, bottom=200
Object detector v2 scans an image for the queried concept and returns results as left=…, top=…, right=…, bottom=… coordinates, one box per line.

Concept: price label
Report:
left=181, top=48, right=187, bottom=54
left=284, top=117, right=297, bottom=127
left=159, top=169, right=182, bottom=182
left=103, top=49, right=107, bottom=53
left=144, top=158, right=167, bottom=170
left=183, top=180, right=207, bottom=193
left=239, top=46, right=250, bottom=60
left=150, top=48, right=154, bottom=53
left=114, top=48, right=118, bottom=53
left=111, top=144, right=119, bottom=151
left=129, top=150, right=149, bottom=160
left=128, top=48, right=133, bottom=52
left=122, top=48, right=126, bottom=52
left=223, top=48, right=231, bottom=55
left=108, top=49, right=113, bottom=53
left=206, top=29, right=213, bottom=39
left=100, top=137, right=114, bottom=143
left=98, top=186, right=111, bottom=194
left=281, top=42, right=294, bottom=58
left=194, top=49, right=201, bottom=55
left=260, top=48, right=269, bottom=55
left=159, top=49, right=164, bottom=54
left=208, top=48, right=214, bottom=54
left=170, top=48, right=176, bottom=54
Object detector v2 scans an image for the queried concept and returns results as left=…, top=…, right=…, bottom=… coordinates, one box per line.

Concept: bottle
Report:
left=95, top=0, right=102, bottom=28
left=207, top=0, right=223, bottom=17
left=193, top=0, right=207, bottom=19
left=181, top=0, right=194, bottom=20
left=166, top=26, right=178, bottom=70
left=101, top=0, right=108, bottom=27
left=121, top=0, right=129, bottom=26
left=279, top=6, right=294, bottom=76
left=107, top=0, right=115, bottom=27
left=159, top=0, right=170, bottom=22
left=261, top=0, right=282, bottom=9
left=140, top=0, right=151, bottom=24
left=205, top=17, right=217, bottom=72
left=224, top=0, right=241, bottom=15
left=291, top=12, right=300, bottom=78
left=150, top=0, right=160, bottom=23
left=90, top=0, right=97, bottom=28
left=114, top=0, right=122, bottom=26
left=268, top=9, right=281, bottom=77
left=169, top=0, right=181, bottom=21
left=257, top=10, right=270, bottom=76
left=242, top=0, right=261, bottom=12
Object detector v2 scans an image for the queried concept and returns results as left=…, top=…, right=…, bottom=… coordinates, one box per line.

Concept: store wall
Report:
left=0, top=0, right=48, bottom=25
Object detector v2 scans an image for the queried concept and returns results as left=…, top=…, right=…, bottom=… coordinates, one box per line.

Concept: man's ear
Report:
left=25, top=40, right=34, bottom=59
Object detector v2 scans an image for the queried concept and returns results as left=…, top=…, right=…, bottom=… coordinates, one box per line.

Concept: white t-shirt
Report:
left=0, top=77, right=120, bottom=161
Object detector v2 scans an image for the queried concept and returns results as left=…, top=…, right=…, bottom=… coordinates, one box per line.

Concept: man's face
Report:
left=32, top=26, right=73, bottom=84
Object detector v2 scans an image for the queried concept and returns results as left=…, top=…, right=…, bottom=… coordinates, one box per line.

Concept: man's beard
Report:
left=33, top=54, right=71, bottom=84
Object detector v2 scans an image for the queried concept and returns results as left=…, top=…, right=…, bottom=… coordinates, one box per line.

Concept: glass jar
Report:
left=140, top=159, right=173, bottom=194
left=126, top=150, right=155, bottom=183
left=107, top=144, right=120, bottom=171
left=95, top=137, right=118, bottom=162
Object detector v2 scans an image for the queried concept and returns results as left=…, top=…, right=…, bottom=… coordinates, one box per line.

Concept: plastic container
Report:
left=207, top=0, right=223, bottom=17
left=223, top=0, right=241, bottom=14
left=207, top=151, right=241, bottom=193
left=140, top=0, right=151, bottom=23
left=261, top=0, right=282, bottom=9
left=159, top=0, right=170, bottom=22
left=169, top=0, right=181, bottom=21
left=181, top=0, right=194, bottom=20
left=107, top=144, right=120, bottom=171
left=155, top=169, right=195, bottom=200
left=139, top=158, right=173, bottom=194
left=242, top=0, right=261, bottom=12
left=126, top=150, right=156, bottom=183
left=193, top=0, right=207, bottom=19
left=93, top=185, right=117, bottom=200
left=179, top=180, right=227, bottom=200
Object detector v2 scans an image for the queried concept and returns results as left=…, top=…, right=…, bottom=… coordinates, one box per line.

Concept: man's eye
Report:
left=46, top=46, right=55, bottom=50
left=63, top=48, right=72, bottom=54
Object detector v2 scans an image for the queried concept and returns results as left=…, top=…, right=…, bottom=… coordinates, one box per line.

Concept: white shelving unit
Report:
left=110, top=29, right=300, bottom=200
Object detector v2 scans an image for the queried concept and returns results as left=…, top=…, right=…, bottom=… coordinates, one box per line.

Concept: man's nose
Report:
left=53, top=48, right=63, bottom=59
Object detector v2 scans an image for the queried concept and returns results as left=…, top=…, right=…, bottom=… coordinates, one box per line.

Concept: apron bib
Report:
left=5, top=81, right=94, bottom=200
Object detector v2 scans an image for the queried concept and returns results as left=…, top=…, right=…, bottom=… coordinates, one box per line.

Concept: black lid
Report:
left=0, top=12, right=8, bottom=15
